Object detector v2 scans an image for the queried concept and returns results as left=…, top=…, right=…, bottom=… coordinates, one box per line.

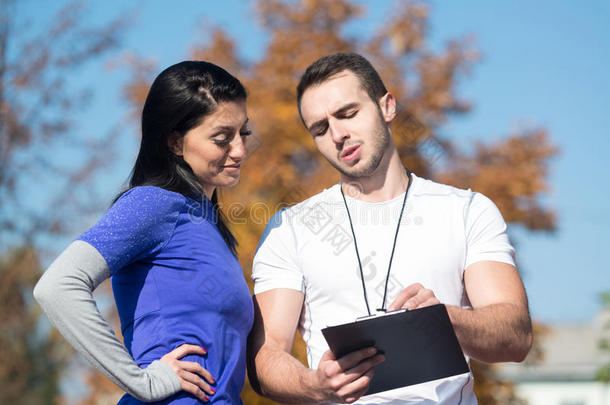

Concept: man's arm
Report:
left=247, top=288, right=385, bottom=404
left=388, top=261, right=532, bottom=363
left=450, top=260, right=532, bottom=362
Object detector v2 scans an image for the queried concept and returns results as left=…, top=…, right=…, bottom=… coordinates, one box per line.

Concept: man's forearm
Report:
left=447, top=303, right=532, bottom=363
left=250, top=344, right=322, bottom=404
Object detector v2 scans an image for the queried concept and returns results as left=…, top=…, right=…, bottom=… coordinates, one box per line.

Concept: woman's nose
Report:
left=229, top=133, right=247, bottom=161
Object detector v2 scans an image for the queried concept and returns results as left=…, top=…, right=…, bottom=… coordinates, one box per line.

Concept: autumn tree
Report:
left=0, top=0, right=126, bottom=402
left=116, top=1, right=556, bottom=404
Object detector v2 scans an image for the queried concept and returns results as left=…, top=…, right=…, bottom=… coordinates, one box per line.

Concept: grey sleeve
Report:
left=33, top=240, right=181, bottom=402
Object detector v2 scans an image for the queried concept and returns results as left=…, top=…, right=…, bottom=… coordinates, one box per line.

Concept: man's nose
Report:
left=328, top=119, right=349, bottom=144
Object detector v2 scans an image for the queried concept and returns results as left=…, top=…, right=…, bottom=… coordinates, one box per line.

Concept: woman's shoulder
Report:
left=111, top=186, right=189, bottom=219
left=118, top=186, right=187, bottom=206
left=120, top=185, right=186, bottom=200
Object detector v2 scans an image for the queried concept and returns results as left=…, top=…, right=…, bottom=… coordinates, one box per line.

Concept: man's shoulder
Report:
left=273, top=183, right=342, bottom=221
left=411, top=173, right=474, bottom=202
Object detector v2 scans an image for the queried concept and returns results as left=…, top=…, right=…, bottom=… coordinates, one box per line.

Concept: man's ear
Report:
left=167, top=132, right=184, bottom=156
left=378, top=92, right=397, bottom=123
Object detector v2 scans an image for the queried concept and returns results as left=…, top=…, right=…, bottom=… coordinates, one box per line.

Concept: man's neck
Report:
left=340, top=150, right=409, bottom=202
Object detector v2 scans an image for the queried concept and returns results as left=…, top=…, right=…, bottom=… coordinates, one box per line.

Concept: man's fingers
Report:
left=167, top=344, right=207, bottom=360
left=343, top=353, right=384, bottom=383
left=345, top=385, right=371, bottom=404
left=388, top=283, right=440, bottom=310
left=338, top=368, right=376, bottom=403
left=404, top=288, right=437, bottom=310
left=318, top=350, right=383, bottom=403
left=417, top=296, right=440, bottom=309
left=335, top=346, right=378, bottom=371
left=333, top=353, right=384, bottom=389
left=387, top=283, right=423, bottom=310
left=180, top=361, right=216, bottom=385
left=320, top=349, right=336, bottom=362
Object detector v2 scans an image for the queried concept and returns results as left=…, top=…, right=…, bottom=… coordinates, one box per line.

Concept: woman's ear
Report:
left=378, top=92, right=397, bottom=123
left=167, top=132, right=184, bottom=156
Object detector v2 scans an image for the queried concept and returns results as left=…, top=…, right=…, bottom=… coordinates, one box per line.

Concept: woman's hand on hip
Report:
left=161, top=344, right=215, bottom=402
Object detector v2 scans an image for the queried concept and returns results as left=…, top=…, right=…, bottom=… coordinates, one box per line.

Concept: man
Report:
left=247, top=52, right=532, bottom=404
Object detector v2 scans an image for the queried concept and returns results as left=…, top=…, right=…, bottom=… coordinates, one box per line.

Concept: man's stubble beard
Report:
left=328, top=119, right=390, bottom=179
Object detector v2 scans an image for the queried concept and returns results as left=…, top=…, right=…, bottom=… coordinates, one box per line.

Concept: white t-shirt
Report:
left=252, top=173, right=515, bottom=404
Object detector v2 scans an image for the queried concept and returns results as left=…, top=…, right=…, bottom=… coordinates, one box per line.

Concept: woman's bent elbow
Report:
left=32, top=278, right=52, bottom=307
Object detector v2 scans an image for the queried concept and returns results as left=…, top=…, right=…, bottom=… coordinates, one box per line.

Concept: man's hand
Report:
left=387, top=283, right=440, bottom=311
left=312, top=347, right=385, bottom=404
left=248, top=289, right=386, bottom=403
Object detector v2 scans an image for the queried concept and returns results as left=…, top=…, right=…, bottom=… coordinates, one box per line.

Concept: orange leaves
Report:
left=410, top=37, right=479, bottom=124
left=382, top=1, right=429, bottom=56
left=191, top=28, right=245, bottom=78
left=441, top=129, right=558, bottom=231
left=256, top=0, right=361, bottom=31
left=111, top=52, right=157, bottom=121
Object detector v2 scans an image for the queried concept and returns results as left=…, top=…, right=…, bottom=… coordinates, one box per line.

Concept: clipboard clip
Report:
left=356, top=308, right=407, bottom=322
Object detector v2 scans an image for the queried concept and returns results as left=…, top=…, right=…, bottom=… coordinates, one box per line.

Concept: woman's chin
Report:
left=220, top=174, right=241, bottom=189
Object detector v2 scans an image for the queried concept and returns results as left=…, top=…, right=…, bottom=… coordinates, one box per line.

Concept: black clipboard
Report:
left=321, top=304, right=470, bottom=396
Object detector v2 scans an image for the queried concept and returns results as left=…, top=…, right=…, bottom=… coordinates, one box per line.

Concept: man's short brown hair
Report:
left=296, top=52, right=388, bottom=118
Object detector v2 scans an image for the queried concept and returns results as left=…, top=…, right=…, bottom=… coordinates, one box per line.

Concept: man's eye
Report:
left=240, top=130, right=252, bottom=137
left=315, top=126, right=328, bottom=137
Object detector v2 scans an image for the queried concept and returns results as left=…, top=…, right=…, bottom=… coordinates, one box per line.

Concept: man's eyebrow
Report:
left=333, top=102, right=359, bottom=116
left=306, top=102, right=360, bottom=133
left=307, top=118, right=328, bottom=133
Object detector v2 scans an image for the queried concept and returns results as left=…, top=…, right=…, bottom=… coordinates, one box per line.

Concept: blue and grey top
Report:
left=34, top=186, right=254, bottom=404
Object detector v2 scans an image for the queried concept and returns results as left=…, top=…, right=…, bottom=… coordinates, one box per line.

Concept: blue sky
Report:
left=15, top=0, right=610, bottom=325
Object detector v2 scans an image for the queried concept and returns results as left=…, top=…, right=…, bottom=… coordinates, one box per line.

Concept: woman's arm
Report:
left=33, top=240, right=182, bottom=402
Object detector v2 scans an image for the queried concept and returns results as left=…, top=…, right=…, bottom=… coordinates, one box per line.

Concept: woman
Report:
left=33, top=61, right=255, bottom=404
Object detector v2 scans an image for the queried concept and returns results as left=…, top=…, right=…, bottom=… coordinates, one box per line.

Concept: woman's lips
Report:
left=341, top=145, right=361, bottom=162
left=223, top=163, right=241, bottom=172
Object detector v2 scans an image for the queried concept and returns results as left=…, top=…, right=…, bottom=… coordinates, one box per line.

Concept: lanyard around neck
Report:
left=340, top=170, right=413, bottom=316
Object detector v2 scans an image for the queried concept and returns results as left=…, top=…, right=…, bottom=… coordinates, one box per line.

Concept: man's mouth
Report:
left=341, top=145, right=361, bottom=162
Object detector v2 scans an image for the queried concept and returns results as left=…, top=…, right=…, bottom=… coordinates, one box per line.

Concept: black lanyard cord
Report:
left=340, top=186, right=371, bottom=315
left=340, top=170, right=413, bottom=316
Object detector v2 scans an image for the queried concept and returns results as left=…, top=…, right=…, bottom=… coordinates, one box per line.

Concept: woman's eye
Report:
left=213, top=136, right=232, bottom=145
left=345, top=110, right=357, bottom=118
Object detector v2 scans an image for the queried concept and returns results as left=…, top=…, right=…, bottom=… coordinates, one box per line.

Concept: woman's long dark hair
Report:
left=118, top=61, right=247, bottom=256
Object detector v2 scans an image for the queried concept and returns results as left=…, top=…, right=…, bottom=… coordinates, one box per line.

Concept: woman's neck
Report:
left=203, top=185, right=215, bottom=200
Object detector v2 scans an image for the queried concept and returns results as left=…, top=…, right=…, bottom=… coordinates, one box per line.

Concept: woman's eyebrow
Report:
left=211, top=125, right=236, bottom=132
left=212, top=118, right=249, bottom=132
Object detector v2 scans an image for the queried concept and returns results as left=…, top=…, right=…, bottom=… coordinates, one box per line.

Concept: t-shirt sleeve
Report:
left=78, top=186, right=181, bottom=275
left=252, top=208, right=305, bottom=295
left=464, top=192, right=516, bottom=269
